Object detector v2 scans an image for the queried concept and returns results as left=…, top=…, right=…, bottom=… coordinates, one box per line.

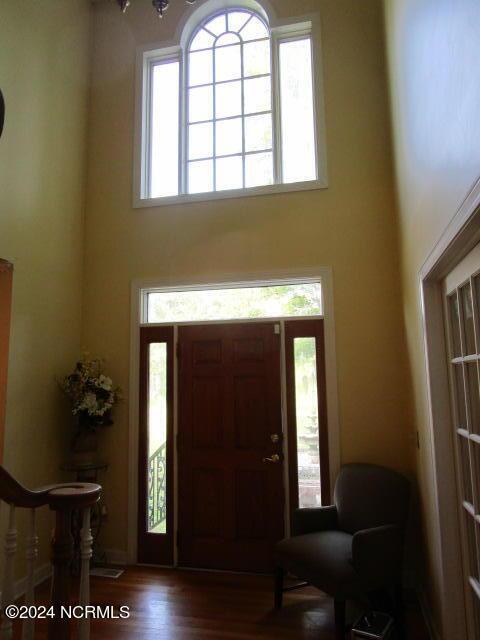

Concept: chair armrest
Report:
left=352, top=524, right=403, bottom=584
left=291, top=506, right=338, bottom=536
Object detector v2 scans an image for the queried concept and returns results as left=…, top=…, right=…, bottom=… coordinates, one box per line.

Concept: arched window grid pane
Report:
left=189, top=35, right=269, bottom=56
left=186, top=9, right=274, bottom=194
left=189, top=10, right=268, bottom=46
left=187, top=72, right=271, bottom=92
left=215, top=33, right=241, bottom=48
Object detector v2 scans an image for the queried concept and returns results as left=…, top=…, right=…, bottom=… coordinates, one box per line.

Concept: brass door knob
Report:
left=262, top=454, right=280, bottom=463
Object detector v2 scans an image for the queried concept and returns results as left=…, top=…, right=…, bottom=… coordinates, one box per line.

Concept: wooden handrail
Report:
left=0, top=465, right=101, bottom=640
left=0, top=466, right=101, bottom=509
left=0, top=466, right=54, bottom=508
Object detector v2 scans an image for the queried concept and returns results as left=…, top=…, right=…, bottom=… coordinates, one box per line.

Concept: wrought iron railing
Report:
left=148, top=441, right=167, bottom=531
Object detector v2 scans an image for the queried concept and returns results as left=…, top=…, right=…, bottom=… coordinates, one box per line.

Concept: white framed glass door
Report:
left=444, top=242, right=480, bottom=637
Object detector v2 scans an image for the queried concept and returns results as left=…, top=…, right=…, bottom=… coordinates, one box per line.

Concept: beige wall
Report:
left=0, top=0, right=91, bottom=567
left=384, top=0, right=480, bottom=634
left=84, top=0, right=414, bottom=554
left=0, top=261, right=13, bottom=462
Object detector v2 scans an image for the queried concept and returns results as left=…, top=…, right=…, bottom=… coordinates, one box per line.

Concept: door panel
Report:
left=178, top=322, right=284, bottom=572
left=235, top=468, right=269, bottom=538
left=234, top=376, right=267, bottom=448
left=192, top=468, right=224, bottom=537
left=192, top=377, right=224, bottom=447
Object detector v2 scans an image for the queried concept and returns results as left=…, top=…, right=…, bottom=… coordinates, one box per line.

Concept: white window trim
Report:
left=133, top=3, right=328, bottom=208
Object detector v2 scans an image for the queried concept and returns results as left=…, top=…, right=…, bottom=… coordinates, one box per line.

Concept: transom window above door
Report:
left=142, top=281, right=323, bottom=324
left=134, top=3, right=327, bottom=206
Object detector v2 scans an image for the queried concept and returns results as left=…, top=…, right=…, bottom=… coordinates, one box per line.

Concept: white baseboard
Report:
left=2, top=550, right=128, bottom=604
left=2, top=550, right=129, bottom=604
left=417, top=587, right=441, bottom=640
left=3, top=563, right=52, bottom=602
left=104, top=548, right=129, bottom=566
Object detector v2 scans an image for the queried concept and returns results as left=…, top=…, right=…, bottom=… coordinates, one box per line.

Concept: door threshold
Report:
left=135, top=562, right=175, bottom=570
left=177, top=566, right=273, bottom=576
left=135, top=563, right=272, bottom=576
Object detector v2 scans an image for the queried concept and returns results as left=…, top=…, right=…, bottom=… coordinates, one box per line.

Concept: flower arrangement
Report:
left=60, top=355, right=121, bottom=430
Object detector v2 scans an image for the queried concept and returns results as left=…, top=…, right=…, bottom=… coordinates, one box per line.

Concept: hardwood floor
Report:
left=13, top=567, right=429, bottom=639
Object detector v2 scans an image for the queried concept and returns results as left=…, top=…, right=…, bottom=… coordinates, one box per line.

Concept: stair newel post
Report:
left=48, top=504, right=74, bottom=640
left=46, top=483, right=100, bottom=640
left=22, top=508, right=38, bottom=640
left=0, top=468, right=101, bottom=640
left=78, top=507, right=92, bottom=640
left=1, top=503, right=17, bottom=640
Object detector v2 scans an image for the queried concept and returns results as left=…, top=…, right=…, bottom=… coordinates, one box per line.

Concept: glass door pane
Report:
left=461, top=283, right=477, bottom=355
left=449, top=293, right=462, bottom=358
left=293, top=337, right=321, bottom=508
left=147, top=343, right=168, bottom=534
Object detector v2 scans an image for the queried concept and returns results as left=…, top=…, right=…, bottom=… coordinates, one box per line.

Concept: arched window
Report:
left=136, top=3, right=324, bottom=205
left=187, top=10, right=273, bottom=193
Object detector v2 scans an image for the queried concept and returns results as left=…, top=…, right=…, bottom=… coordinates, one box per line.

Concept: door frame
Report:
left=419, top=177, right=480, bottom=640
left=128, top=267, right=341, bottom=565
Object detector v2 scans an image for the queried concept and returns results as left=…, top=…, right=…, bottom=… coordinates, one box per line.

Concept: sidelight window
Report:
left=285, top=319, right=330, bottom=513
left=147, top=343, right=168, bottom=534
left=293, top=337, right=322, bottom=508
left=138, top=326, right=174, bottom=565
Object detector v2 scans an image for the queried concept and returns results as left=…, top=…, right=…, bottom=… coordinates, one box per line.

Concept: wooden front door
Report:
left=178, top=322, right=284, bottom=572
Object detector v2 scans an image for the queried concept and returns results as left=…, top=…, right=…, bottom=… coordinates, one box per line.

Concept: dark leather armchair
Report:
left=275, top=464, right=410, bottom=638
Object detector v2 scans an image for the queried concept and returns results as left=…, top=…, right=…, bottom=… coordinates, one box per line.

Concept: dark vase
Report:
left=71, top=415, right=99, bottom=466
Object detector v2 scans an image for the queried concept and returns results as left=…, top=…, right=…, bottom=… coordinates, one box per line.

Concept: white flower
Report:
left=79, top=393, right=99, bottom=415
left=97, top=375, right=113, bottom=391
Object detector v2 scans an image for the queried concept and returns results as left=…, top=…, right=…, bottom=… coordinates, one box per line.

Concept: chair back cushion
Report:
left=334, top=463, right=410, bottom=534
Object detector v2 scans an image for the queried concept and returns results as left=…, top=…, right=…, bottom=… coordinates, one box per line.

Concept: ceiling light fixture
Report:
left=117, top=0, right=197, bottom=18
